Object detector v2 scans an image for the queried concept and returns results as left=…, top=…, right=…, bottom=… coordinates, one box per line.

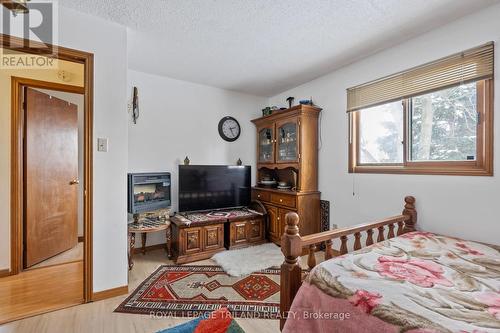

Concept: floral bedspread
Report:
left=283, top=232, right=500, bottom=333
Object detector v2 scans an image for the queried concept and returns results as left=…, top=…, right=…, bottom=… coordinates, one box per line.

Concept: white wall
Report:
left=128, top=70, right=266, bottom=246
left=0, top=7, right=129, bottom=291
left=268, top=4, right=500, bottom=245
left=59, top=8, right=129, bottom=292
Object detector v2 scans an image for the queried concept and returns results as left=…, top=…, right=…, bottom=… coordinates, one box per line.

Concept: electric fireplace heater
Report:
left=128, top=172, right=171, bottom=214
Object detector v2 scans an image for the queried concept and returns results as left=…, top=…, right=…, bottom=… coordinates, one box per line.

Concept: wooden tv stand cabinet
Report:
left=170, top=207, right=266, bottom=264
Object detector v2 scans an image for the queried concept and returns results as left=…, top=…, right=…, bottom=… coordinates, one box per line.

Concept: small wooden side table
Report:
left=128, top=218, right=171, bottom=270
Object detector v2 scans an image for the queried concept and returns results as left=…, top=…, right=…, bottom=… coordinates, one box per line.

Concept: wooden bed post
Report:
left=280, top=212, right=302, bottom=330
left=402, top=196, right=417, bottom=233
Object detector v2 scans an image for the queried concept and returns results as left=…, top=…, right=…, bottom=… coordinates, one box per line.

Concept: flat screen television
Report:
left=178, top=165, right=251, bottom=212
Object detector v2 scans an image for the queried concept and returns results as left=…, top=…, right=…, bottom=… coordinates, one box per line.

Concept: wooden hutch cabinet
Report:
left=251, top=104, right=321, bottom=244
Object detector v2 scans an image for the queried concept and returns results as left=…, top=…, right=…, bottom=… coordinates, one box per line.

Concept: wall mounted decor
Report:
left=132, top=86, right=139, bottom=124
left=218, top=116, right=241, bottom=142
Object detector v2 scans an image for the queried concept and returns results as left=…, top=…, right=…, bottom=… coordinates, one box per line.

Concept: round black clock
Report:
left=218, top=116, right=241, bottom=142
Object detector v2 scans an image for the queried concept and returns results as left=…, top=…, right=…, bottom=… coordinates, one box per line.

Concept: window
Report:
left=410, top=83, right=478, bottom=162
left=358, top=101, right=404, bottom=164
left=347, top=42, right=494, bottom=176
left=349, top=79, right=492, bottom=175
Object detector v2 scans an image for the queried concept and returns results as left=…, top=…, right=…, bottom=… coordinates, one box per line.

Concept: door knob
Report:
left=69, top=179, right=80, bottom=185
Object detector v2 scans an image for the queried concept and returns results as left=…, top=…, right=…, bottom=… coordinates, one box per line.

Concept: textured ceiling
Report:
left=61, top=0, right=500, bottom=96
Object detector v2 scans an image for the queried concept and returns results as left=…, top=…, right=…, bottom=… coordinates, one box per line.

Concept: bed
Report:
left=279, top=196, right=500, bottom=332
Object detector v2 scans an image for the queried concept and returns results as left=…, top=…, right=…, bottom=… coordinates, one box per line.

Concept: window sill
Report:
left=349, top=165, right=493, bottom=176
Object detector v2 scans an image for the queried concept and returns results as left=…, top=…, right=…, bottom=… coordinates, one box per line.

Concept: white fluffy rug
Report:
left=212, top=243, right=284, bottom=277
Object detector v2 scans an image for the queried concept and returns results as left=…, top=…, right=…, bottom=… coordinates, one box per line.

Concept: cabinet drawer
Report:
left=270, top=193, right=296, bottom=208
left=252, top=190, right=270, bottom=202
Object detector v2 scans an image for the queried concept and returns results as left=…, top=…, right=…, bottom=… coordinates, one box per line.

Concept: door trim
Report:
left=2, top=33, right=95, bottom=302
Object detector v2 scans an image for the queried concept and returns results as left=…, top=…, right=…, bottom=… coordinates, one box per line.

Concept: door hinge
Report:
left=477, top=112, right=481, bottom=124
left=298, top=153, right=301, bottom=160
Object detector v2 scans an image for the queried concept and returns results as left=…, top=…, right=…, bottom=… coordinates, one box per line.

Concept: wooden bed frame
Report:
left=279, top=196, right=417, bottom=329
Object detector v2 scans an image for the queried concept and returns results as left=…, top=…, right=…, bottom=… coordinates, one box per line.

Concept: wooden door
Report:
left=203, top=225, right=224, bottom=251
left=24, top=88, right=79, bottom=268
left=264, top=205, right=280, bottom=243
left=247, top=219, right=264, bottom=242
left=182, top=227, right=203, bottom=255
left=257, top=125, right=275, bottom=164
left=278, top=208, right=296, bottom=240
left=275, top=116, right=300, bottom=164
left=231, top=222, right=248, bottom=246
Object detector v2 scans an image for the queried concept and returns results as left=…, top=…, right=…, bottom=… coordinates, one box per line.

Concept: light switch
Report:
left=97, top=138, right=108, bottom=152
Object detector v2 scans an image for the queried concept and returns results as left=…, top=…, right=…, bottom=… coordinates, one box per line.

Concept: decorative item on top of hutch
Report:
left=251, top=104, right=322, bottom=245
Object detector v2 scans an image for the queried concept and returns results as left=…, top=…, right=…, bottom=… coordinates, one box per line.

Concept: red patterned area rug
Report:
left=115, top=265, right=280, bottom=319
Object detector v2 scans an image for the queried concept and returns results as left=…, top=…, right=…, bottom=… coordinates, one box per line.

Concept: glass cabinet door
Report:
left=258, top=127, right=274, bottom=163
left=276, top=121, right=298, bottom=162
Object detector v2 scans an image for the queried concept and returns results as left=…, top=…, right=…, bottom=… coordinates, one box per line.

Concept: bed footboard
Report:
left=279, top=196, right=417, bottom=330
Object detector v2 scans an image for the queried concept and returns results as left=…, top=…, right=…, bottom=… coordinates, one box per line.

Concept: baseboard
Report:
left=92, top=285, right=128, bottom=302
left=133, top=243, right=167, bottom=254
left=0, top=268, right=10, bottom=278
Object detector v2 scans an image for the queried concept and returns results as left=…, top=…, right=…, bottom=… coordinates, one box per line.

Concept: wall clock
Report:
left=218, top=116, right=241, bottom=142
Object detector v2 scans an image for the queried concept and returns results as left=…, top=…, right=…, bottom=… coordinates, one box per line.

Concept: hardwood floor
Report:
left=0, top=248, right=323, bottom=333
left=0, top=261, right=84, bottom=325
left=0, top=250, right=276, bottom=333
left=29, top=242, right=83, bottom=270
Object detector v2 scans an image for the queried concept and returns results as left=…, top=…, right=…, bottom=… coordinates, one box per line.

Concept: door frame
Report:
left=1, top=33, right=95, bottom=302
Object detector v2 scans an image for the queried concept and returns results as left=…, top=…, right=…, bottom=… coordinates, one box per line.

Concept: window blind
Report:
left=346, top=42, right=494, bottom=112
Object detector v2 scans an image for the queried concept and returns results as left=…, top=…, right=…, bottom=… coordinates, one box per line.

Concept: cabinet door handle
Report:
left=257, top=194, right=261, bottom=198
left=279, top=199, right=283, bottom=202
left=277, top=216, right=280, bottom=220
